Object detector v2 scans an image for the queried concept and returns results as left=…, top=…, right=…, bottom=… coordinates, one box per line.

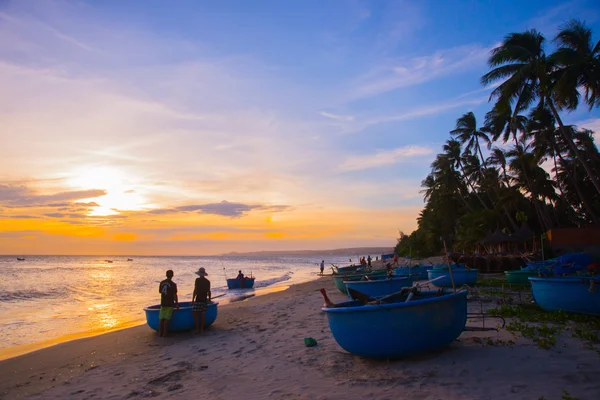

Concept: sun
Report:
left=66, top=166, right=146, bottom=216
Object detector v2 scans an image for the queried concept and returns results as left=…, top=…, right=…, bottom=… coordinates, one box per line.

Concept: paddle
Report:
left=211, top=293, right=226, bottom=300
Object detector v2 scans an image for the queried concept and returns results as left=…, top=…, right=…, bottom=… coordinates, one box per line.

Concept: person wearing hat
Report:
left=192, top=267, right=211, bottom=334
left=158, top=269, right=179, bottom=337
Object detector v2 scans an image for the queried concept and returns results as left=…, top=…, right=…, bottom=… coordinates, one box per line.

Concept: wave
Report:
left=0, top=289, right=62, bottom=302
left=253, top=273, right=292, bottom=288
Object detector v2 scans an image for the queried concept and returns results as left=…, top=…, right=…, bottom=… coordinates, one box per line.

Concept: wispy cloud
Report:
left=339, top=145, right=433, bottom=171
left=347, top=44, right=493, bottom=101
left=0, top=184, right=106, bottom=206
left=330, top=95, right=489, bottom=134
left=319, top=111, right=355, bottom=122
left=574, top=117, right=600, bottom=142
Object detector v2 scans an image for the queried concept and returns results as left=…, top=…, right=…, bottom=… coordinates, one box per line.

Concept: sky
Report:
left=1, top=0, right=599, bottom=255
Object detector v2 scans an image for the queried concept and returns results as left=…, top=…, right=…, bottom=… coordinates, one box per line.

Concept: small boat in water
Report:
left=226, top=277, right=256, bottom=289
left=332, top=269, right=388, bottom=294
left=16, top=257, right=25, bottom=261
left=427, top=268, right=478, bottom=287
left=144, top=301, right=219, bottom=331
left=127, top=258, right=133, bottom=261
left=321, top=290, right=468, bottom=358
left=105, top=260, right=113, bottom=263
left=529, top=276, right=600, bottom=316
left=344, top=276, right=414, bottom=300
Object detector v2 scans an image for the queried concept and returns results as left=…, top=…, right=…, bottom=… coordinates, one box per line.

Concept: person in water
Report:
left=158, top=269, right=179, bottom=337
left=236, top=270, right=245, bottom=279
left=192, top=267, right=211, bottom=334
left=320, top=260, right=325, bottom=276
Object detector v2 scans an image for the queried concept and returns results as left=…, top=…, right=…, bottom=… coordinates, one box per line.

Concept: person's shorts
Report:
left=192, top=301, right=207, bottom=313
left=159, top=306, right=174, bottom=320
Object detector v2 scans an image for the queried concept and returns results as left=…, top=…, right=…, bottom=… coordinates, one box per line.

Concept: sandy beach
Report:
left=1, top=275, right=599, bottom=400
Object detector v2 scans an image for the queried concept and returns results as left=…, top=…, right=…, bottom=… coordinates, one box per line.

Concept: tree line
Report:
left=396, top=20, right=600, bottom=257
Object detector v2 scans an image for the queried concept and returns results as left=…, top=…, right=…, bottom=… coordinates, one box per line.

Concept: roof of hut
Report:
left=508, top=222, right=535, bottom=242
left=479, top=228, right=511, bottom=245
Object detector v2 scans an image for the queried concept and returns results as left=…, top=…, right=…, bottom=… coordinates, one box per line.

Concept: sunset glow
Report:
left=1, top=0, right=598, bottom=255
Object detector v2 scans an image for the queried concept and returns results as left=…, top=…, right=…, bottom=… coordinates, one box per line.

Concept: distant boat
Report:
left=127, top=258, right=133, bottom=261
left=105, top=260, right=113, bottom=263
left=16, top=257, right=25, bottom=261
left=227, top=277, right=255, bottom=289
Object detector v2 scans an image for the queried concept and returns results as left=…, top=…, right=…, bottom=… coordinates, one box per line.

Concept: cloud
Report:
left=332, top=95, right=489, bottom=134
left=575, top=118, right=600, bottom=142
left=339, top=145, right=434, bottom=171
left=0, top=185, right=106, bottom=206
left=148, top=200, right=292, bottom=218
left=347, top=44, right=493, bottom=101
left=319, top=111, right=355, bottom=122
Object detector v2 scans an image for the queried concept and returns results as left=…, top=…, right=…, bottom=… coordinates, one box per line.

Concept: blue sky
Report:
left=0, top=0, right=599, bottom=254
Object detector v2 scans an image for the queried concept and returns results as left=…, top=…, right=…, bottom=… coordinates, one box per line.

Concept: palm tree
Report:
left=450, top=112, right=491, bottom=167
left=487, top=147, right=510, bottom=186
left=442, top=139, right=490, bottom=210
left=552, top=19, right=600, bottom=110
left=481, top=28, right=600, bottom=194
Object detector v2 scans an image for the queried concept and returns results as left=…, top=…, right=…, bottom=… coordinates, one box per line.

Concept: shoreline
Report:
left=0, top=271, right=321, bottom=362
left=2, top=276, right=600, bottom=399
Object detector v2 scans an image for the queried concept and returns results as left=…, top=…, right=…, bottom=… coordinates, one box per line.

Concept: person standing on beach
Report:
left=192, top=267, right=211, bottom=334
left=367, top=255, right=372, bottom=268
left=320, top=260, right=325, bottom=276
left=158, top=270, right=179, bottom=337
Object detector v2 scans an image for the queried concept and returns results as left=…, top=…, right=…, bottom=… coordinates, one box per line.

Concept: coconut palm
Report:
left=552, top=19, right=600, bottom=110
left=481, top=28, right=600, bottom=194
left=450, top=112, right=491, bottom=166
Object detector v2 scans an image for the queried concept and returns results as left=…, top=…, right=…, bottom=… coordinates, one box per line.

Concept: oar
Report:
left=212, top=293, right=226, bottom=300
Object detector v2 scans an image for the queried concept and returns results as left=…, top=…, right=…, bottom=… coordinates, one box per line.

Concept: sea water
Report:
left=0, top=254, right=349, bottom=355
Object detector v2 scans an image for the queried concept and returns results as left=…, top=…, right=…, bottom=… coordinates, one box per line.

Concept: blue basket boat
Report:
left=334, top=265, right=361, bottom=274
left=344, top=276, right=414, bottom=299
left=144, top=301, right=219, bottom=332
left=393, top=265, right=429, bottom=280
left=332, top=270, right=388, bottom=294
left=226, top=277, right=256, bottom=289
left=529, top=277, right=600, bottom=316
left=432, top=263, right=466, bottom=270
left=427, top=268, right=478, bottom=287
left=322, top=290, right=468, bottom=358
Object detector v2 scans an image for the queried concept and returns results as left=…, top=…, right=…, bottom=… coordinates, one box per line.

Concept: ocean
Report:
left=0, top=254, right=351, bottom=357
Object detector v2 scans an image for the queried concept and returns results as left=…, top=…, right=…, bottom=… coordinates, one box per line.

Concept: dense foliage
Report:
left=396, top=20, right=600, bottom=257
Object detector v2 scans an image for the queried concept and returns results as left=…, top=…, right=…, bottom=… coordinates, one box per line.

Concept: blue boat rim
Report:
left=321, top=290, right=467, bottom=313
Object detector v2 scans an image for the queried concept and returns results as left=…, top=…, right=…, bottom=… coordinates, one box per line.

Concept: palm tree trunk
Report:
left=547, top=100, right=600, bottom=195
left=458, top=162, right=490, bottom=210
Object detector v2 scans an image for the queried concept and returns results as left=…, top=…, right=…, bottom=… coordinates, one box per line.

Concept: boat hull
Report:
left=529, top=277, right=600, bottom=316
left=144, top=301, right=219, bottom=331
left=332, top=270, right=388, bottom=294
left=344, top=276, right=414, bottom=299
left=427, top=269, right=478, bottom=287
left=322, top=291, right=468, bottom=358
left=505, top=270, right=537, bottom=285
left=226, top=278, right=255, bottom=289
left=393, top=266, right=428, bottom=280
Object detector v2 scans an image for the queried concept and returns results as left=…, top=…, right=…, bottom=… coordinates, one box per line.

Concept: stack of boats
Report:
left=509, top=252, right=599, bottom=316
left=323, top=262, right=480, bottom=359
